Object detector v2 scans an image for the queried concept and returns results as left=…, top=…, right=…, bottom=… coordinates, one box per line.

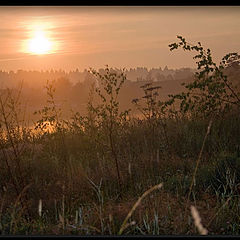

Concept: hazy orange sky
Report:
left=0, top=6, right=239, bottom=71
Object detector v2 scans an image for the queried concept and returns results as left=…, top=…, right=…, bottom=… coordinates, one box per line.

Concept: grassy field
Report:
left=0, top=81, right=240, bottom=236
left=0, top=38, right=240, bottom=236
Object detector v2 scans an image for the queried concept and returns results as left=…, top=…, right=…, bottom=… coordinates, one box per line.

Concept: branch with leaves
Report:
left=166, top=36, right=240, bottom=118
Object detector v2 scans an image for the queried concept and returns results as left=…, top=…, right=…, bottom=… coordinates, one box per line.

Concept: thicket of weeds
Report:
left=0, top=36, right=240, bottom=235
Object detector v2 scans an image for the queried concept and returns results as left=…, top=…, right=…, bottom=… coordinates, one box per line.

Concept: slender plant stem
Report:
left=184, top=118, right=213, bottom=217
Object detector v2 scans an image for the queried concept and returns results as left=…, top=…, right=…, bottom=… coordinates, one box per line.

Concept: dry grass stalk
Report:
left=118, top=182, right=163, bottom=235
left=121, top=221, right=136, bottom=233
left=185, top=118, right=213, bottom=215
left=190, top=205, right=208, bottom=235
left=38, top=199, right=42, bottom=217
left=128, top=162, right=131, bottom=176
left=75, top=210, right=78, bottom=225
left=207, top=196, right=232, bottom=228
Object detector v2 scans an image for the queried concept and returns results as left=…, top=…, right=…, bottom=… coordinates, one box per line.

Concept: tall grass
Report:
left=0, top=69, right=240, bottom=235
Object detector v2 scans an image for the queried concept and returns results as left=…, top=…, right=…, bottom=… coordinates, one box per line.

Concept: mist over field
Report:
left=0, top=66, right=195, bottom=121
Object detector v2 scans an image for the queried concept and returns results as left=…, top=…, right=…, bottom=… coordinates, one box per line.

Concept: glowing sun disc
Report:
left=28, top=31, right=52, bottom=55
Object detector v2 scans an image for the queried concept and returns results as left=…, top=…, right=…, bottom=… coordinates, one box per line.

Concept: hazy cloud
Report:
left=0, top=6, right=239, bottom=70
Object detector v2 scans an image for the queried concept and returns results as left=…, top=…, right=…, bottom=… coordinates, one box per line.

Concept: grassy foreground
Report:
left=0, top=84, right=240, bottom=236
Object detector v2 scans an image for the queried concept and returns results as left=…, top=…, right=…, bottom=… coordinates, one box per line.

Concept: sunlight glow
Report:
left=28, top=31, right=52, bottom=55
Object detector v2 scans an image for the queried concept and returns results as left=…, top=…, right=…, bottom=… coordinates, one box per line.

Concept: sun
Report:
left=28, top=31, right=52, bottom=55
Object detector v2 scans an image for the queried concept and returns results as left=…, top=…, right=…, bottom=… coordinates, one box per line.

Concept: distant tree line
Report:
left=0, top=66, right=195, bottom=89
left=0, top=63, right=239, bottom=122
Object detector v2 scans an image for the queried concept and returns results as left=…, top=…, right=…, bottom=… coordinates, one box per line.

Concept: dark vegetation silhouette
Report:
left=0, top=36, right=240, bottom=235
